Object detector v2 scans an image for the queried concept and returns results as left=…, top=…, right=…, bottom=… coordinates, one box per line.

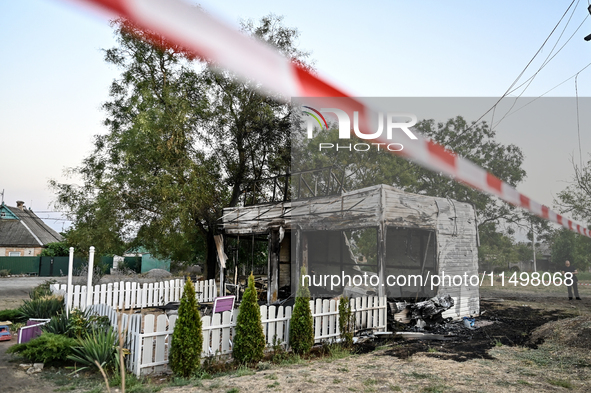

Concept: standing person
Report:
left=562, top=260, right=581, bottom=300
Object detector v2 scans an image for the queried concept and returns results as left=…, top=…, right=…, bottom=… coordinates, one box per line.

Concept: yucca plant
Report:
left=43, top=312, right=70, bottom=336
left=68, top=327, right=119, bottom=372
left=18, top=296, right=65, bottom=320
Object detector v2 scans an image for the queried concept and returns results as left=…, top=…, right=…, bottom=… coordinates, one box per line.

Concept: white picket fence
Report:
left=87, top=295, right=387, bottom=377
left=51, top=279, right=217, bottom=311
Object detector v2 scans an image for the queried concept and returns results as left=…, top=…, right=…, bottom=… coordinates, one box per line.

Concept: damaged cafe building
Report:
left=221, top=180, right=480, bottom=324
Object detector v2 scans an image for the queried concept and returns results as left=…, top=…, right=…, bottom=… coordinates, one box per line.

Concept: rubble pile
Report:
left=388, top=294, right=455, bottom=331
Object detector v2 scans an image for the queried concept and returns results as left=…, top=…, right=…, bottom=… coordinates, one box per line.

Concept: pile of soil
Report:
left=380, top=300, right=574, bottom=362
left=529, top=315, right=591, bottom=349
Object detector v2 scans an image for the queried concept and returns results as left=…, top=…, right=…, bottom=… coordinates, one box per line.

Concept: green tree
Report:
left=51, top=16, right=309, bottom=278
left=233, top=273, right=266, bottom=364
left=549, top=228, right=591, bottom=272
left=169, top=277, right=202, bottom=377
left=294, top=115, right=527, bottom=266
left=289, top=267, right=314, bottom=355
left=553, top=157, right=591, bottom=271
left=477, top=223, right=520, bottom=270
left=556, top=157, right=591, bottom=222
left=39, top=241, right=70, bottom=257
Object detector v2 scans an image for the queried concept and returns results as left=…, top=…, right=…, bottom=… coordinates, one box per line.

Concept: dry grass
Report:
left=157, top=294, right=591, bottom=393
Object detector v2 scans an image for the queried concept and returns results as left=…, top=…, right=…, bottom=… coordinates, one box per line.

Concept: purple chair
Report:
left=18, top=319, right=49, bottom=344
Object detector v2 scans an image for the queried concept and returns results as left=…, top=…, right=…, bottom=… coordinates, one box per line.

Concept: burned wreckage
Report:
left=221, top=183, right=480, bottom=330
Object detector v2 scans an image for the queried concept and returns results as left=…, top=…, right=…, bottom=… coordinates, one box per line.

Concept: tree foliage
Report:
left=50, top=16, right=308, bottom=277
left=556, top=157, right=591, bottom=222
left=295, top=115, right=528, bottom=264
left=233, top=273, right=266, bottom=364
left=549, top=228, right=591, bottom=271
left=39, top=241, right=70, bottom=257
left=169, top=277, right=202, bottom=377
left=295, top=116, right=526, bottom=229
left=289, top=267, right=314, bottom=355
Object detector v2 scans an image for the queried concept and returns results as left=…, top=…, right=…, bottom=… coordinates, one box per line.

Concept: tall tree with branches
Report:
left=51, top=16, right=309, bottom=277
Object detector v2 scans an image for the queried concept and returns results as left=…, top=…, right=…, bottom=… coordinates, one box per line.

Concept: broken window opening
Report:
left=306, top=227, right=378, bottom=297
left=385, top=227, right=437, bottom=300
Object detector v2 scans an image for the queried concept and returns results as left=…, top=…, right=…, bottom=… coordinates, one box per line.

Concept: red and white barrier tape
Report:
left=69, top=0, right=591, bottom=238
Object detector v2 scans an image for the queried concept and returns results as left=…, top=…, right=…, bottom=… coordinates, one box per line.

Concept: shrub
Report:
left=289, top=267, right=314, bottom=355
left=68, top=327, right=119, bottom=372
left=43, top=313, right=70, bottom=336
left=169, top=277, right=203, bottom=377
left=0, top=308, right=26, bottom=323
left=0, top=269, right=10, bottom=277
left=233, top=273, right=265, bottom=364
left=338, top=296, right=354, bottom=348
left=29, top=280, right=57, bottom=300
left=19, top=296, right=64, bottom=320
left=7, top=333, right=78, bottom=364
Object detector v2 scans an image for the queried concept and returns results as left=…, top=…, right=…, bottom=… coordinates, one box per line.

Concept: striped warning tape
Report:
left=69, top=0, right=591, bottom=238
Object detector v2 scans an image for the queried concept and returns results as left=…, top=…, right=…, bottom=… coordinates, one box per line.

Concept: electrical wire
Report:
left=489, top=60, right=591, bottom=125
left=491, top=12, right=589, bottom=131
left=467, top=0, right=579, bottom=130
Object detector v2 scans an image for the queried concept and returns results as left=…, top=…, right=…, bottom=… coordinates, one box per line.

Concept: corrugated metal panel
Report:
left=38, top=257, right=86, bottom=277
left=0, top=256, right=40, bottom=274
left=140, top=254, right=171, bottom=273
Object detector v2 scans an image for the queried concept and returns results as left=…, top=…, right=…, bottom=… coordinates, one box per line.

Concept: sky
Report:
left=1, top=0, right=590, bottom=236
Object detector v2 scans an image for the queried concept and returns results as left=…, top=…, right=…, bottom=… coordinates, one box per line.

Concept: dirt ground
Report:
left=0, top=277, right=589, bottom=392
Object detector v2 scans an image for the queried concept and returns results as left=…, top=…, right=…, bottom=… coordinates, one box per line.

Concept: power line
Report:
left=491, top=12, right=589, bottom=131
left=490, top=60, right=591, bottom=126
left=468, top=0, right=579, bottom=130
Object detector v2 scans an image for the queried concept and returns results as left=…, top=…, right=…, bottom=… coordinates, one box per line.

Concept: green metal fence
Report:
left=0, top=256, right=40, bottom=275
left=39, top=257, right=86, bottom=277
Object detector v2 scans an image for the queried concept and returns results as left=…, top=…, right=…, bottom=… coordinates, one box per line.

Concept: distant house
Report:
left=0, top=200, right=63, bottom=256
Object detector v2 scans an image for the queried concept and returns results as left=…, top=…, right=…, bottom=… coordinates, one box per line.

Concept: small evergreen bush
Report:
left=169, top=277, right=203, bottom=378
left=0, top=308, right=26, bottom=323
left=7, top=333, right=78, bottom=365
left=338, top=295, right=354, bottom=348
left=233, top=273, right=265, bottom=364
left=289, top=267, right=314, bottom=355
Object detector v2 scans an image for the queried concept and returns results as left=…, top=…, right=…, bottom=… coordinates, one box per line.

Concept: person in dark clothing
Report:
left=562, top=260, right=581, bottom=300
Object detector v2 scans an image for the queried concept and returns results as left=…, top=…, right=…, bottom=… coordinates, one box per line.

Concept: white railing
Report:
left=51, top=279, right=217, bottom=311
left=87, top=295, right=387, bottom=376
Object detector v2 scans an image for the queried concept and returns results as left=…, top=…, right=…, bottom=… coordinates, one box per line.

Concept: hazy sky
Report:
left=1, top=0, right=590, bottom=234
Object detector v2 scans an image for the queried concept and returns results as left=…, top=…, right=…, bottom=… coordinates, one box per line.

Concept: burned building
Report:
left=221, top=184, right=480, bottom=319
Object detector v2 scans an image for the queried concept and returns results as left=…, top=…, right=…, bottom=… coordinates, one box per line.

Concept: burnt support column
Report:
left=293, top=227, right=301, bottom=295
left=267, top=229, right=280, bottom=304
left=377, top=224, right=386, bottom=298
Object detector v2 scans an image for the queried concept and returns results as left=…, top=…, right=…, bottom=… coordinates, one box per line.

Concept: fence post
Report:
left=66, top=247, right=74, bottom=315
left=85, top=246, right=95, bottom=310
